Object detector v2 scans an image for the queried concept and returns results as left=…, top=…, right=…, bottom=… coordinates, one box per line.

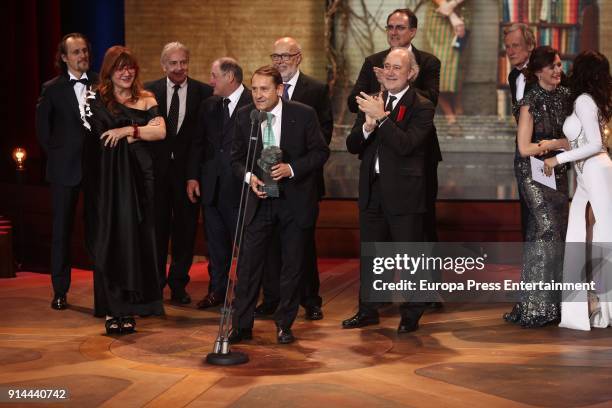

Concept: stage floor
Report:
left=2, top=260, right=612, bottom=407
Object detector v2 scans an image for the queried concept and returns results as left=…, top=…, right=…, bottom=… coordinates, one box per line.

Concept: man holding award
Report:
left=229, top=66, right=330, bottom=344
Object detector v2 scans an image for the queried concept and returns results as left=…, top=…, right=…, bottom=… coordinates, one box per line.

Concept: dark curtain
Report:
left=2, top=0, right=61, bottom=183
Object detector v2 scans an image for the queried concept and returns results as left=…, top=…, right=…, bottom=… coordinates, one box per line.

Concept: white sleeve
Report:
left=556, top=95, right=603, bottom=165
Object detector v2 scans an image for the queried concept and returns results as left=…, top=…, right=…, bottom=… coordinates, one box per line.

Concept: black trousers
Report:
left=358, top=178, right=428, bottom=321
left=232, top=198, right=311, bottom=330
left=260, top=219, right=322, bottom=309
left=50, top=183, right=80, bottom=296
left=155, top=160, right=199, bottom=294
left=203, top=186, right=239, bottom=296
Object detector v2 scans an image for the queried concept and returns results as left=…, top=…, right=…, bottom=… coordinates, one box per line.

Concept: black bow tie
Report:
left=70, top=78, right=89, bottom=86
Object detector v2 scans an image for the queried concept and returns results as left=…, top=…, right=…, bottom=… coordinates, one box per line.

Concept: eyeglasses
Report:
left=116, top=65, right=136, bottom=73
left=270, top=53, right=300, bottom=62
left=386, top=25, right=410, bottom=32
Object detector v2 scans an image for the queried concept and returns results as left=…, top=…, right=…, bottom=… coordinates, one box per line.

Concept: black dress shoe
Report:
left=51, top=295, right=67, bottom=310
left=228, top=328, right=253, bottom=344
left=397, top=317, right=419, bottom=334
left=170, top=291, right=192, bottom=305
left=196, top=292, right=224, bottom=309
left=276, top=327, right=295, bottom=344
left=304, top=306, right=324, bottom=321
left=254, top=302, right=278, bottom=318
left=342, top=312, right=379, bottom=329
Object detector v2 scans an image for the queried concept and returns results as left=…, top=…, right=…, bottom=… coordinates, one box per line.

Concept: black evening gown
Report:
left=83, top=95, right=164, bottom=318
left=504, top=85, right=570, bottom=327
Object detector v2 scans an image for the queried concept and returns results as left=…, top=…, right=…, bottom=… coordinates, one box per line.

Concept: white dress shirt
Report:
left=515, top=61, right=528, bottom=102
left=284, top=70, right=300, bottom=100
left=362, top=84, right=410, bottom=173
left=245, top=99, right=294, bottom=184
left=226, top=83, right=245, bottom=117
left=68, top=71, right=88, bottom=108
left=166, top=77, right=187, bottom=132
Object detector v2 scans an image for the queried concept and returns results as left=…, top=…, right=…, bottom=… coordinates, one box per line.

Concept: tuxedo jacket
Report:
left=145, top=77, right=213, bottom=178
left=346, top=87, right=435, bottom=215
left=36, top=71, right=99, bottom=186
left=231, top=100, right=330, bottom=228
left=348, top=46, right=440, bottom=113
left=188, top=87, right=252, bottom=206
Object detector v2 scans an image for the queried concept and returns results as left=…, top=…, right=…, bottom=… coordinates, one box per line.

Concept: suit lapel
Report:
left=393, top=89, right=416, bottom=124
left=61, top=76, right=81, bottom=121
left=157, top=78, right=168, bottom=118
left=291, top=75, right=307, bottom=102
left=279, top=101, right=294, bottom=151
left=384, top=88, right=415, bottom=124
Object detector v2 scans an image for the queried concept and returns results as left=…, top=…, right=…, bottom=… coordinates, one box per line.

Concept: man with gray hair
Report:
left=504, top=23, right=536, bottom=105
left=343, top=47, right=435, bottom=333
left=503, top=23, right=535, bottom=240
left=186, top=57, right=251, bottom=309
left=145, top=42, right=212, bottom=304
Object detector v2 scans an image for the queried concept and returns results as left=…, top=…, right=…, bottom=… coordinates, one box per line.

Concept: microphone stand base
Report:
left=205, top=351, right=249, bottom=366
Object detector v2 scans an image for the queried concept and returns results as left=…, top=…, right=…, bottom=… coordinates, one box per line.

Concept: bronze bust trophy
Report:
left=257, top=146, right=283, bottom=198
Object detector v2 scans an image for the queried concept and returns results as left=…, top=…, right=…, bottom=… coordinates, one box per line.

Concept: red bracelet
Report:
left=132, top=124, right=139, bottom=139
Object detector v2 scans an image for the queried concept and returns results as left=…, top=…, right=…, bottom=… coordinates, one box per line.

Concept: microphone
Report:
left=249, top=109, right=260, bottom=124
left=258, top=111, right=268, bottom=123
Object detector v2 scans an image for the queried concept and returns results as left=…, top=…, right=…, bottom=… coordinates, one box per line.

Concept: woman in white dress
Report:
left=544, top=50, right=612, bottom=330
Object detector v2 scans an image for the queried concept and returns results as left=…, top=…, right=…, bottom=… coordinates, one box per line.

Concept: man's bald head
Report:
left=271, top=36, right=303, bottom=82
left=382, top=48, right=419, bottom=94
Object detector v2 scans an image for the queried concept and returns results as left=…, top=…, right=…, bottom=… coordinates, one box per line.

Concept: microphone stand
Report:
left=206, top=110, right=264, bottom=365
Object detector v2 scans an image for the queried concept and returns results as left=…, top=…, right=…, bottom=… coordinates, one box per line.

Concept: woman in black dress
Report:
left=82, top=46, right=166, bottom=334
left=504, top=46, right=570, bottom=327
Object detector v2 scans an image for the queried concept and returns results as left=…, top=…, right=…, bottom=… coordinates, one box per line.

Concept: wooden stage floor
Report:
left=2, top=259, right=612, bottom=407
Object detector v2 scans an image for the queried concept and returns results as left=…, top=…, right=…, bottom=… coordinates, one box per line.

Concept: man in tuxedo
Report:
left=504, top=23, right=535, bottom=240
left=342, top=48, right=435, bottom=333
left=228, top=66, right=329, bottom=344
left=348, top=8, right=441, bottom=243
left=186, top=58, right=251, bottom=309
left=36, top=33, right=98, bottom=310
left=145, top=42, right=213, bottom=304
left=254, top=37, right=333, bottom=321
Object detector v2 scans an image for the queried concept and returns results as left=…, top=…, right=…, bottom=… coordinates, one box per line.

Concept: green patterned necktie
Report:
left=263, top=112, right=276, bottom=148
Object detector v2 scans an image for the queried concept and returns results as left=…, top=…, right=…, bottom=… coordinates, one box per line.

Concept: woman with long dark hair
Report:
left=544, top=50, right=612, bottom=330
left=504, top=46, right=571, bottom=327
left=82, top=46, right=166, bottom=334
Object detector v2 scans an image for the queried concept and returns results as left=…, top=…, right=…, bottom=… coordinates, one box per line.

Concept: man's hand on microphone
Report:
left=271, top=163, right=292, bottom=181
left=186, top=179, right=200, bottom=203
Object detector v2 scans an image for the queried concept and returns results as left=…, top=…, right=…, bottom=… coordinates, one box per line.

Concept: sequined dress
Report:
left=505, top=85, right=570, bottom=327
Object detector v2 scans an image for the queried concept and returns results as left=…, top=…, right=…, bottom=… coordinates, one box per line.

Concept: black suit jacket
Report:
left=188, top=87, right=252, bottom=206
left=36, top=71, right=99, bottom=186
left=291, top=72, right=333, bottom=145
left=290, top=72, right=334, bottom=198
left=348, top=46, right=440, bottom=112
left=231, top=100, right=330, bottom=228
left=346, top=88, right=435, bottom=215
left=145, top=77, right=213, bottom=178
